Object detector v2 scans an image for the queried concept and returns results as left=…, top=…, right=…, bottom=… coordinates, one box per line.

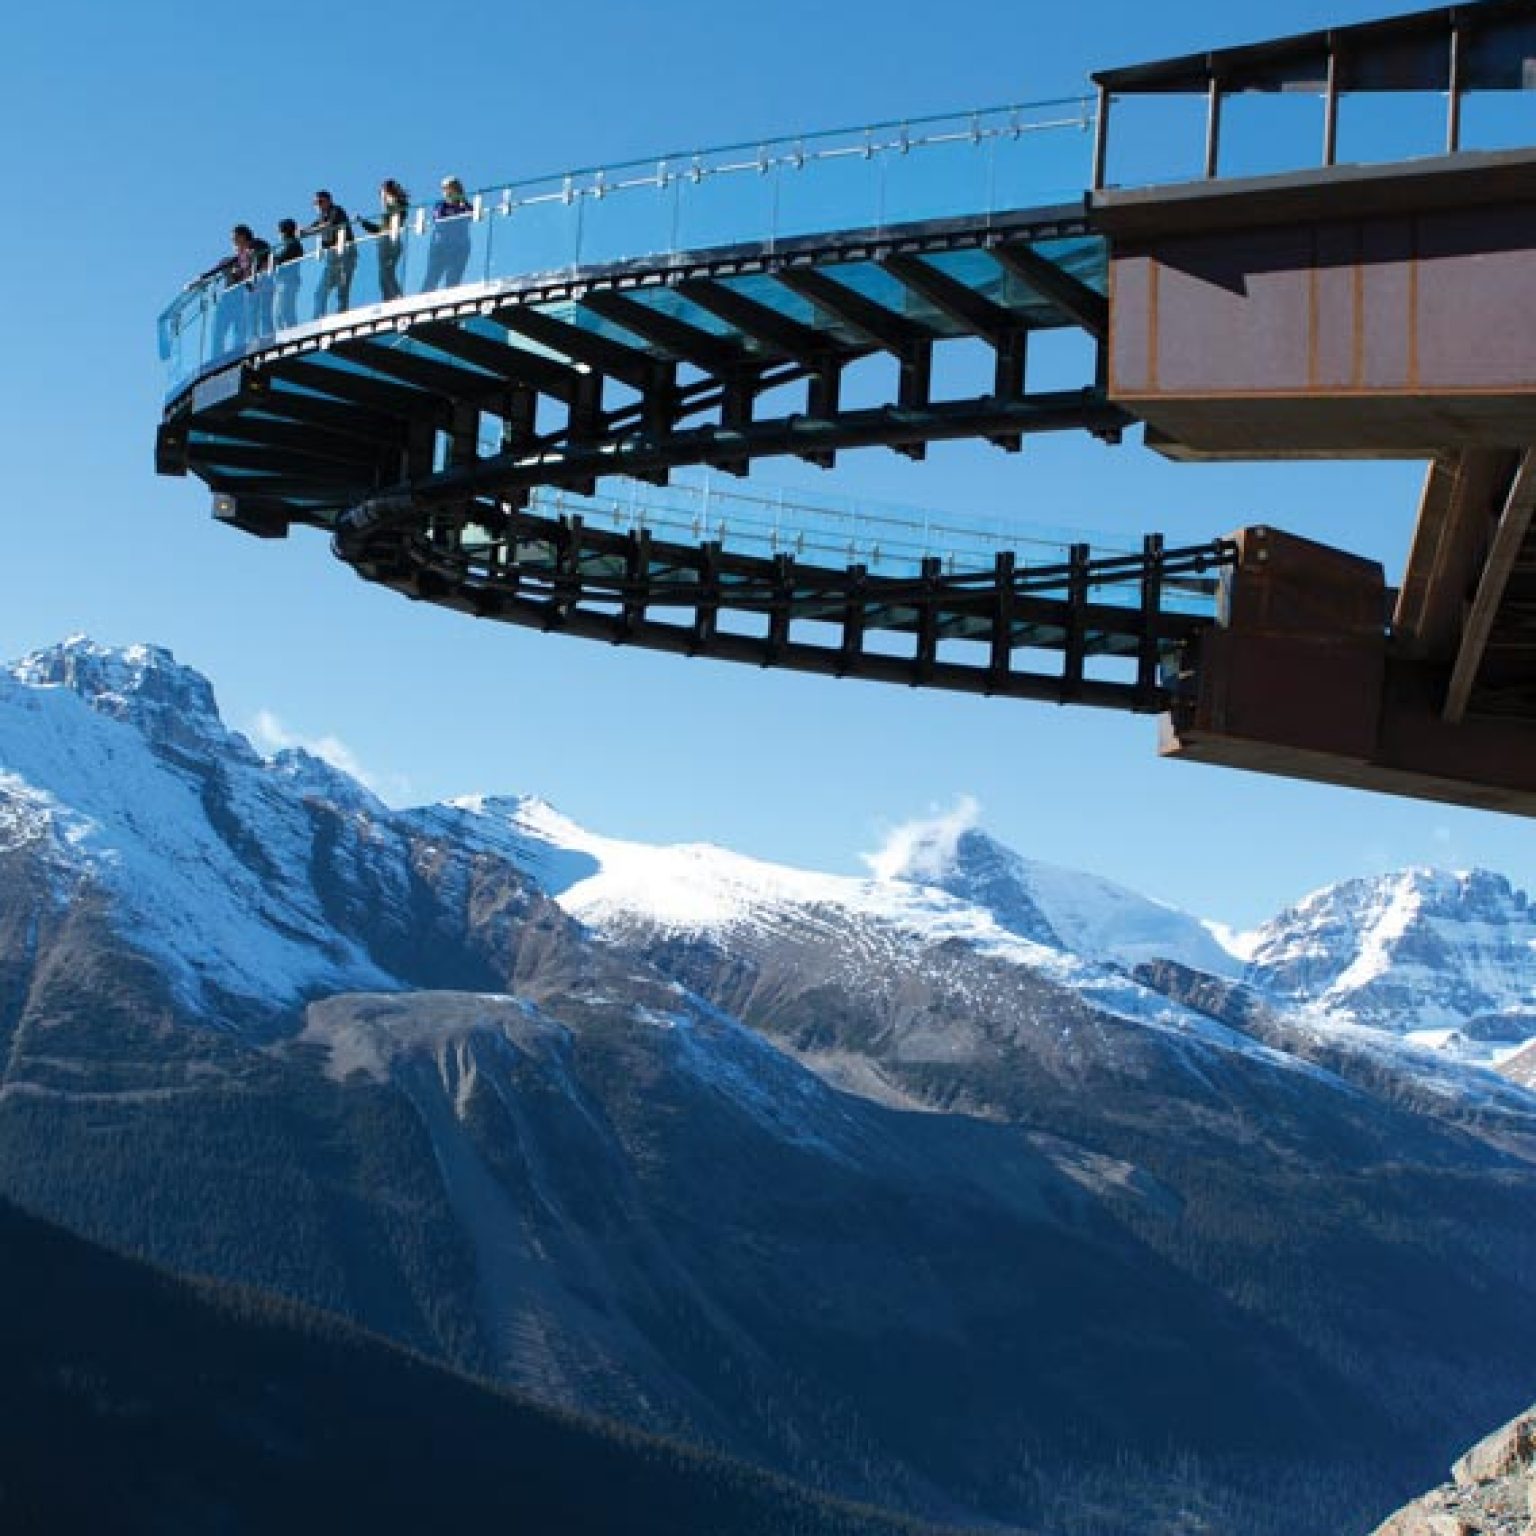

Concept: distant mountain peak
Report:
left=883, top=822, right=1062, bottom=947
left=1245, top=864, right=1536, bottom=1038
left=862, top=804, right=1239, bottom=974
left=7, top=636, right=233, bottom=762
left=268, top=747, right=387, bottom=817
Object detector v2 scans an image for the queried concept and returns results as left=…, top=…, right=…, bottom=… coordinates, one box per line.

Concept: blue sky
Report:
left=4, top=0, right=1535, bottom=928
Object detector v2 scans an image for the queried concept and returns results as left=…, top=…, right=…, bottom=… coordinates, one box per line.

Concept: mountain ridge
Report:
left=8, top=634, right=1533, bottom=1067
left=4, top=635, right=1536, bottom=1535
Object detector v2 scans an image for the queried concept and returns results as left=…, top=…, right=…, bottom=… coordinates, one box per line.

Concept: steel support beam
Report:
left=1444, top=448, right=1536, bottom=723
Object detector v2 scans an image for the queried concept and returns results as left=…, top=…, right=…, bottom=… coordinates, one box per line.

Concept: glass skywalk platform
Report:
left=157, top=94, right=1125, bottom=552
left=156, top=93, right=1200, bottom=712
left=159, top=100, right=1098, bottom=401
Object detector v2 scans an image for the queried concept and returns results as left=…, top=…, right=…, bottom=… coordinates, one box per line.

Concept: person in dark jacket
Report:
left=300, top=189, right=356, bottom=316
left=422, top=177, right=474, bottom=291
left=269, top=218, right=304, bottom=330
left=248, top=224, right=276, bottom=339
left=358, top=178, right=410, bottom=301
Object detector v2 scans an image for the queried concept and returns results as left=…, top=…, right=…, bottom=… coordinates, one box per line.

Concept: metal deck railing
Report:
left=158, top=97, right=1098, bottom=398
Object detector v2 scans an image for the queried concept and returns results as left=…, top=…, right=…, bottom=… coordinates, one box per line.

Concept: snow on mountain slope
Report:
left=0, top=638, right=394, bottom=1008
left=433, top=795, right=1234, bottom=978
left=864, top=802, right=1243, bottom=976
left=1244, top=868, right=1536, bottom=1044
left=4, top=639, right=1533, bottom=1082
left=427, top=796, right=1536, bottom=1078
left=426, top=796, right=1327, bottom=1075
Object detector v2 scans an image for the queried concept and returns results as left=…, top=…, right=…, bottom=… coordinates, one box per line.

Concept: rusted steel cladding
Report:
left=1110, top=202, right=1536, bottom=456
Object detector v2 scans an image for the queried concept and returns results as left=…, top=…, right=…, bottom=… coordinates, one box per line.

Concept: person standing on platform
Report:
left=301, top=189, right=356, bottom=317
left=246, top=224, right=275, bottom=339
left=422, top=177, right=474, bottom=291
left=269, top=218, right=304, bottom=330
left=358, top=179, right=410, bottom=301
left=206, top=224, right=265, bottom=357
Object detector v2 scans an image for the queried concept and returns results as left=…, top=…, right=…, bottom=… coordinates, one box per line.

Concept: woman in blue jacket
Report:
left=423, top=177, right=474, bottom=291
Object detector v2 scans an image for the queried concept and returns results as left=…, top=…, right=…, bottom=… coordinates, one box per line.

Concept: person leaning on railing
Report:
left=422, top=177, right=473, bottom=291
left=300, top=189, right=356, bottom=317
left=357, top=179, right=410, bottom=301
left=196, top=224, right=270, bottom=359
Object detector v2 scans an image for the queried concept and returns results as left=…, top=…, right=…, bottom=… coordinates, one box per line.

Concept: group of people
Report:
left=197, top=177, right=477, bottom=356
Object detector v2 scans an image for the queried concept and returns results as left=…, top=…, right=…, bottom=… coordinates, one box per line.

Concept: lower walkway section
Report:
left=333, top=480, right=1231, bottom=711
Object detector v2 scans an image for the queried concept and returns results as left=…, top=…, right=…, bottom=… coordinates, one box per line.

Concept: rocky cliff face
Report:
left=3, top=637, right=1536, bottom=1536
left=1502, top=1038, right=1536, bottom=1091
left=1243, top=869, right=1536, bottom=1048
left=1370, top=1406, right=1536, bottom=1536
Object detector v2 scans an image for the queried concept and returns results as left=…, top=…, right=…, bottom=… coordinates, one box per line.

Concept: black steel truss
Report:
left=160, top=206, right=1123, bottom=524
left=334, top=503, right=1233, bottom=712
left=156, top=201, right=1182, bottom=705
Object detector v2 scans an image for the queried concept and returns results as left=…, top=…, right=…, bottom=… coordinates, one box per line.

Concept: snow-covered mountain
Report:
left=425, top=793, right=1238, bottom=978
left=1243, top=868, right=1536, bottom=1051
left=4, top=637, right=1536, bottom=1536
left=417, top=788, right=1535, bottom=1073
left=0, top=639, right=396, bottom=1010
left=5, top=637, right=1531, bottom=1070
left=861, top=809, right=1242, bottom=976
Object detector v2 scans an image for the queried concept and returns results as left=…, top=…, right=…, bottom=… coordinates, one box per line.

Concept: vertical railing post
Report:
left=1091, top=85, right=1111, bottom=192
left=916, top=556, right=942, bottom=684
left=1447, top=24, right=1464, bottom=154
left=619, top=526, right=651, bottom=642
left=1137, top=533, right=1165, bottom=703
left=767, top=552, right=795, bottom=662
left=548, top=513, right=583, bottom=629
left=988, top=550, right=1015, bottom=694
left=1063, top=542, right=1089, bottom=700
left=1323, top=48, right=1340, bottom=168
left=692, top=540, right=721, bottom=654
left=839, top=564, right=867, bottom=677
left=1204, top=78, right=1223, bottom=179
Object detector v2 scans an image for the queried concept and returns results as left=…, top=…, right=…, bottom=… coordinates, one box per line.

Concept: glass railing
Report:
left=478, top=473, right=1221, bottom=617
left=159, top=98, right=1097, bottom=399
left=1100, top=88, right=1536, bottom=192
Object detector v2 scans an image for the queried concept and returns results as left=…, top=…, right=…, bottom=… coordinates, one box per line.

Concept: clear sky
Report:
left=4, top=0, right=1535, bottom=929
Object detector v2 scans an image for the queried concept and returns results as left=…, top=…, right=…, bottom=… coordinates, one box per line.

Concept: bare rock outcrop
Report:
left=1371, top=1407, right=1536, bottom=1536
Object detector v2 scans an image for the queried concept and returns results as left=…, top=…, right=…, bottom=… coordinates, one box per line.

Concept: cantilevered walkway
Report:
left=156, top=99, right=1200, bottom=710
left=157, top=0, right=1536, bottom=813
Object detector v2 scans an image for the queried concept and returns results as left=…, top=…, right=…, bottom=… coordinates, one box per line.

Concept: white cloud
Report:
left=245, top=709, right=408, bottom=804
left=861, top=794, right=982, bottom=884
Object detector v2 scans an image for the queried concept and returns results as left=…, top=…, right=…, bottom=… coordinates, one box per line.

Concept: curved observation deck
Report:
left=156, top=99, right=1221, bottom=709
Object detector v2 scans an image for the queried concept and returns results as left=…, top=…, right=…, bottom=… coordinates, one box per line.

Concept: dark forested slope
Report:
left=0, top=1198, right=945, bottom=1536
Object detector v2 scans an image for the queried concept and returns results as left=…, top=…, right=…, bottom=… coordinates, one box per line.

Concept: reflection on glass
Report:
left=1461, top=92, right=1536, bottom=153
left=990, top=110, right=1095, bottom=215
left=882, top=131, right=993, bottom=227
left=773, top=148, right=881, bottom=243
left=518, top=472, right=1207, bottom=592
left=1335, top=91, right=1455, bottom=165
left=1101, top=95, right=1211, bottom=189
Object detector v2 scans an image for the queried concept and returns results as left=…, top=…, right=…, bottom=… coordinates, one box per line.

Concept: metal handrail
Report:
left=167, top=95, right=1095, bottom=309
